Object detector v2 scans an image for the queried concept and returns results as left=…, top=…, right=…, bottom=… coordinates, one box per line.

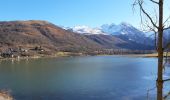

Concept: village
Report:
left=0, top=46, right=46, bottom=59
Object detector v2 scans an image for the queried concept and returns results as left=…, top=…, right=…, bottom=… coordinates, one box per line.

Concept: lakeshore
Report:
left=0, top=49, right=169, bottom=61
left=130, top=52, right=170, bottom=58
left=0, top=52, right=170, bottom=60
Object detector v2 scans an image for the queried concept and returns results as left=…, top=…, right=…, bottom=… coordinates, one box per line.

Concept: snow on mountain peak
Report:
left=61, top=22, right=154, bottom=46
left=120, top=22, right=133, bottom=28
left=71, top=25, right=107, bottom=35
left=100, top=23, right=121, bottom=35
left=100, top=22, right=142, bottom=35
left=63, top=22, right=147, bottom=39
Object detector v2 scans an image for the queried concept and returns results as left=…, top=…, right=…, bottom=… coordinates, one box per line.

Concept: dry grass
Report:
left=0, top=91, right=13, bottom=100
left=132, top=52, right=170, bottom=57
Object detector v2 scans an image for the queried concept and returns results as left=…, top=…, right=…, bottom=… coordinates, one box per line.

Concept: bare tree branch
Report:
left=163, top=16, right=170, bottom=25
left=163, top=16, right=170, bottom=30
left=163, top=78, right=170, bottom=82
left=134, top=0, right=167, bottom=99
left=164, top=91, right=170, bottom=100
left=147, top=86, right=156, bottom=100
left=137, top=0, right=159, bottom=29
left=153, top=8, right=158, bottom=25
left=150, top=0, right=159, bottom=4
left=164, top=26, right=170, bottom=30
left=146, top=24, right=158, bottom=51
left=134, top=0, right=159, bottom=51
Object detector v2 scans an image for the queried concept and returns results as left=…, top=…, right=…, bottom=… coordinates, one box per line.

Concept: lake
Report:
left=0, top=56, right=169, bottom=100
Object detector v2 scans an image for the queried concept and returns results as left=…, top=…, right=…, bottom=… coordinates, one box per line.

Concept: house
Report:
left=1, top=52, right=13, bottom=58
left=1, top=48, right=15, bottom=58
left=33, top=46, right=45, bottom=52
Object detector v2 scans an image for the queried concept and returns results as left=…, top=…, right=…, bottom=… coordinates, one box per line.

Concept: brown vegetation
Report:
left=0, top=20, right=101, bottom=53
left=0, top=91, right=13, bottom=100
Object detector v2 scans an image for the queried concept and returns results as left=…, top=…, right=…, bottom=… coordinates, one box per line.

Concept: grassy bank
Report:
left=130, top=52, right=170, bottom=58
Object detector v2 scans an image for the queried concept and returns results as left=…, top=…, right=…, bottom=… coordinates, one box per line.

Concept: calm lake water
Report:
left=0, top=56, right=170, bottom=100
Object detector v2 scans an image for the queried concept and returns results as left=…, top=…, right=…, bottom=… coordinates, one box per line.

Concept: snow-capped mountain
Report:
left=64, top=22, right=154, bottom=46
left=100, top=22, right=144, bottom=35
left=66, top=22, right=146, bottom=36
left=61, top=22, right=170, bottom=50
left=69, top=26, right=106, bottom=35
left=100, top=22, right=152, bottom=44
left=100, top=23, right=121, bottom=35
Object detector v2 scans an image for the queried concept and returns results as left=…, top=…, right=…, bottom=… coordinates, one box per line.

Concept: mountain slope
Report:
left=84, top=34, right=126, bottom=48
left=66, top=23, right=154, bottom=50
left=100, top=23, right=153, bottom=45
left=0, top=20, right=102, bottom=52
left=0, top=20, right=155, bottom=54
left=85, top=34, right=154, bottom=50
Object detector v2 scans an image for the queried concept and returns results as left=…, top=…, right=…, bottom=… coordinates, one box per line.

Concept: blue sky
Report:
left=0, top=0, right=169, bottom=27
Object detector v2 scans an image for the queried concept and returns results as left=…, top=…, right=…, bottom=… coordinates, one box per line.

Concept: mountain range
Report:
left=0, top=20, right=166, bottom=55
left=66, top=22, right=155, bottom=49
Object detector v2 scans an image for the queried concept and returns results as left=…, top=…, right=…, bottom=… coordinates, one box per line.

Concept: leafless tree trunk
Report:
left=157, top=1, right=163, bottom=100
left=134, top=0, right=170, bottom=100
